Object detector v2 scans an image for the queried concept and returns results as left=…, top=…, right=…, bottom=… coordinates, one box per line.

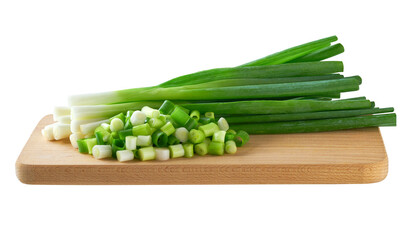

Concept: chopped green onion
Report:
left=132, top=123, right=152, bottom=136
left=158, top=114, right=167, bottom=123
left=92, top=145, right=112, bottom=159
left=110, top=118, right=124, bottom=132
left=130, top=110, right=147, bottom=126
left=155, top=148, right=170, bottom=161
left=199, top=122, right=220, bottom=137
left=217, top=117, right=229, bottom=131
left=190, top=110, right=200, bottom=121
left=225, top=140, right=237, bottom=154
left=77, top=139, right=89, bottom=153
left=199, top=117, right=212, bottom=125
left=234, top=130, right=250, bottom=147
left=225, top=132, right=235, bottom=142
left=208, top=142, right=224, bottom=156
left=138, top=146, right=156, bottom=161
left=53, top=123, right=72, bottom=140
left=189, top=129, right=205, bottom=144
left=195, top=142, right=208, bottom=156
left=110, top=112, right=125, bottom=122
left=100, top=123, right=111, bottom=132
left=152, top=130, right=168, bottom=147
left=85, top=138, right=98, bottom=155
left=159, top=100, right=176, bottom=115
left=148, top=117, right=165, bottom=129
left=166, top=115, right=180, bottom=128
left=169, top=144, right=185, bottom=158
left=125, top=136, right=137, bottom=150
left=205, top=112, right=215, bottom=121
left=175, top=127, right=189, bottom=143
left=118, top=129, right=133, bottom=141
left=183, top=143, right=194, bottom=158
left=226, top=129, right=237, bottom=135
left=184, top=118, right=198, bottom=131
left=116, top=150, right=134, bottom=162
left=137, top=135, right=152, bottom=147
left=112, top=139, right=125, bottom=158
left=168, top=134, right=180, bottom=145
left=212, top=130, right=226, bottom=143
left=170, top=106, right=191, bottom=126
left=141, top=106, right=160, bottom=118
left=160, top=122, right=175, bottom=136
left=69, top=132, right=84, bottom=148
left=203, top=137, right=211, bottom=146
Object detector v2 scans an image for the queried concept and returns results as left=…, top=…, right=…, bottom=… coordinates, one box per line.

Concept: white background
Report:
left=0, top=0, right=401, bottom=239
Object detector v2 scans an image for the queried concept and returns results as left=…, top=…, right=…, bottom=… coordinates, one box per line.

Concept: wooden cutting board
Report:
left=15, top=115, right=388, bottom=184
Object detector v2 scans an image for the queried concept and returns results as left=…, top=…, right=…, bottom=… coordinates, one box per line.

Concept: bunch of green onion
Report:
left=71, top=101, right=248, bottom=161
left=42, top=35, right=396, bottom=157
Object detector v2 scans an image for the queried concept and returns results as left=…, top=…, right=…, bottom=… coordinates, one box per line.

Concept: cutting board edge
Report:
left=15, top=156, right=388, bottom=185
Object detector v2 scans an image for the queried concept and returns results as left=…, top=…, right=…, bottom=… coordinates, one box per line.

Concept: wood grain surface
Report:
left=15, top=115, right=388, bottom=184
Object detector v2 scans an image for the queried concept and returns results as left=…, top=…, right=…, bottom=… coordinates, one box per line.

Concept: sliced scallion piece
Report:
left=130, top=110, right=147, bottom=126
left=199, top=122, right=220, bottom=137
left=183, top=143, right=194, bottom=158
left=160, top=122, right=176, bottom=136
left=92, top=145, right=112, bottom=159
left=212, top=131, right=226, bottom=143
left=155, top=148, right=170, bottom=161
left=174, top=127, right=189, bottom=143
left=141, top=106, right=160, bottom=118
left=225, top=140, right=237, bottom=154
left=169, top=144, right=185, bottom=158
left=195, top=142, right=208, bottom=156
left=125, top=136, right=137, bottom=150
left=208, top=142, right=225, bottom=156
left=132, top=123, right=152, bottom=136
left=189, top=129, right=205, bottom=144
left=116, top=150, right=135, bottom=162
left=190, top=110, right=200, bottom=121
left=158, top=100, right=176, bottom=115
left=170, top=106, right=191, bottom=127
left=234, top=130, right=250, bottom=147
left=217, top=117, right=229, bottom=131
left=138, top=146, right=156, bottom=161
left=137, top=135, right=152, bottom=147
left=152, top=130, right=168, bottom=147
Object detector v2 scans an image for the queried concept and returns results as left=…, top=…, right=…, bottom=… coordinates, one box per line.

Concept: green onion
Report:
left=170, top=106, right=191, bottom=126
left=152, top=130, right=168, bottom=147
left=148, top=117, right=165, bottom=129
left=137, top=135, right=152, bottom=147
left=132, top=123, right=152, bottom=136
left=208, top=142, right=225, bottom=156
left=138, top=146, right=156, bottom=161
left=69, top=62, right=344, bottom=105
left=160, top=122, right=176, bottom=136
left=234, top=130, right=250, bottom=147
left=158, top=100, right=176, bottom=115
left=190, top=110, right=200, bottom=121
left=155, top=148, right=170, bottom=161
left=289, top=43, right=345, bottom=63
left=212, top=131, right=226, bottom=143
left=182, top=74, right=345, bottom=89
left=125, top=136, right=137, bottom=150
left=183, top=97, right=371, bottom=115
left=168, top=135, right=180, bottom=145
left=225, top=140, right=237, bottom=154
left=199, top=117, right=212, bottom=125
left=141, top=106, right=160, bottom=118
left=238, top=36, right=338, bottom=67
left=205, top=112, right=215, bottom=121
left=116, top=150, right=134, bottom=162
left=118, top=129, right=133, bottom=141
left=224, top=107, right=395, bottom=124
left=217, top=117, right=229, bottom=131
left=77, top=139, right=89, bottom=153
left=169, top=144, right=185, bottom=158
left=189, top=129, right=205, bottom=144
left=130, top=110, right=147, bottom=126
left=92, top=145, right=113, bottom=159
left=174, top=127, right=189, bottom=143
left=230, top=114, right=397, bottom=134
left=184, top=118, right=197, bottom=131
left=225, top=132, right=235, bottom=142
left=195, top=142, right=208, bottom=156
left=111, top=139, right=125, bottom=158
left=226, top=129, right=237, bottom=135
left=183, top=143, right=194, bottom=158
left=199, top=122, right=220, bottom=137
